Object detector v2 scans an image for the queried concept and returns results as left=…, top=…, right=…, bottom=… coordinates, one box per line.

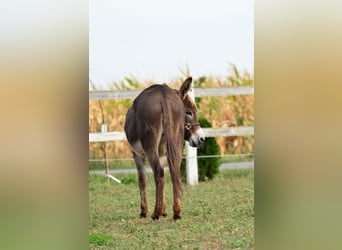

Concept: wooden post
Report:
left=185, top=87, right=198, bottom=185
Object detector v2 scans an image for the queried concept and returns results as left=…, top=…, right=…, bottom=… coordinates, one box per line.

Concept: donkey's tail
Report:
left=160, top=92, right=183, bottom=192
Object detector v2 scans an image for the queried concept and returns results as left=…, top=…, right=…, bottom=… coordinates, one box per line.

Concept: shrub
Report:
left=181, top=118, right=220, bottom=182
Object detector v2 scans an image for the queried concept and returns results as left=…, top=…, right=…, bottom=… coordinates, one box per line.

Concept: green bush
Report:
left=181, top=118, right=220, bottom=182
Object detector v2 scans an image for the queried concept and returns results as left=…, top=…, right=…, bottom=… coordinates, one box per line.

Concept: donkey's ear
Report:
left=179, top=77, right=192, bottom=100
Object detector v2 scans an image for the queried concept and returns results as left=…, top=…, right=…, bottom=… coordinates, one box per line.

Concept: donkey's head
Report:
left=179, top=77, right=205, bottom=147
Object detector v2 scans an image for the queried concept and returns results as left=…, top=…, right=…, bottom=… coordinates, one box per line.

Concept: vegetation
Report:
left=89, top=65, right=254, bottom=170
left=89, top=168, right=254, bottom=249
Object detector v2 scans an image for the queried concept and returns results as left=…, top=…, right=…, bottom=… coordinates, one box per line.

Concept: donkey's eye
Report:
left=185, top=111, right=192, bottom=116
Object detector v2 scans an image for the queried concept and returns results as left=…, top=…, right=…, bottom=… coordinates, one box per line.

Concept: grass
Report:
left=89, top=154, right=254, bottom=171
left=89, top=159, right=135, bottom=171
left=89, top=168, right=254, bottom=249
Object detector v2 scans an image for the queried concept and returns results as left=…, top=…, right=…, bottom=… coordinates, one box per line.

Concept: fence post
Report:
left=185, top=87, right=198, bottom=185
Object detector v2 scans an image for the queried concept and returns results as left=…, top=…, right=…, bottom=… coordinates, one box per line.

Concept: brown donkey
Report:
left=124, top=77, right=205, bottom=220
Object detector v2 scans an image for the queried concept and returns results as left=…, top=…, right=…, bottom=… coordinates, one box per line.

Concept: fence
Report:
left=89, top=86, right=254, bottom=184
left=89, top=126, right=254, bottom=142
left=89, top=86, right=254, bottom=100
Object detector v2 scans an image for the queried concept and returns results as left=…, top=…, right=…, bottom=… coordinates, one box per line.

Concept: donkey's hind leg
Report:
left=144, top=151, right=166, bottom=220
left=159, top=155, right=168, bottom=217
left=133, top=152, right=148, bottom=218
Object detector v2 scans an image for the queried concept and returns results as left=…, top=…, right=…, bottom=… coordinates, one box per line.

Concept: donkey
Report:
left=124, top=77, right=205, bottom=220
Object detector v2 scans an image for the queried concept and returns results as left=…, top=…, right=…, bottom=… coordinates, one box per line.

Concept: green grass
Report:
left=89, top=168, right=254, bottom=249
left=89, top=159, right=135, bottom=171
left=218, top=154, right=254, bottom=164
left=89, top=154, right=254, bottom=171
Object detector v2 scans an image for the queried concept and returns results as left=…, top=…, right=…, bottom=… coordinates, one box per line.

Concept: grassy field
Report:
left=89, top=168, right=254, bottom=249
left=89, top=153, right=254, bottom=171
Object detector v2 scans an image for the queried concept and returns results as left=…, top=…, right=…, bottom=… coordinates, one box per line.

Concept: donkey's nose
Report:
left=199, top=136, right=205, bottom=144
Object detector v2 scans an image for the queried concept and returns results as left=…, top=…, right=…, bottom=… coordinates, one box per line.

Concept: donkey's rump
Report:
left=125, top=84, right=183, bottom=158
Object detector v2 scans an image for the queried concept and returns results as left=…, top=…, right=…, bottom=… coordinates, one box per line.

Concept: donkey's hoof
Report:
left=151, top=213, right=159, bottom=220
left=173, top=214, right=182, bottom=220
left=140, top=212, right=147, bottom=218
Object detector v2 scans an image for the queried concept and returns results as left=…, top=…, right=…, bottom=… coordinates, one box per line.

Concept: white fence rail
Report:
left=89, top=127, right=254, bottom=143
left=89, top=86, right=254, bottom=100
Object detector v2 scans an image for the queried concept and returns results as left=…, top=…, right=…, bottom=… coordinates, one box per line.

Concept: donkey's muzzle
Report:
left=189, top=128, right=205, bottom=148
left=199, top=135, right=205, bottom=144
